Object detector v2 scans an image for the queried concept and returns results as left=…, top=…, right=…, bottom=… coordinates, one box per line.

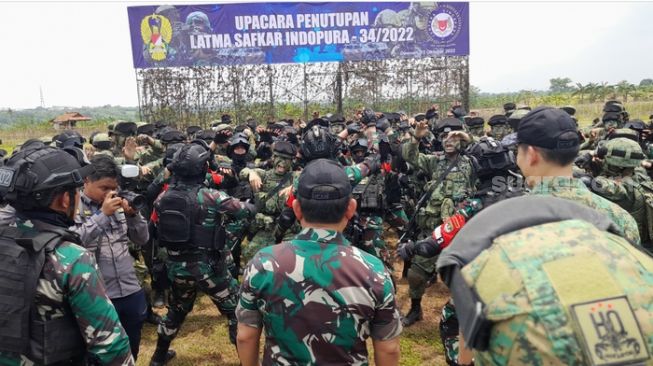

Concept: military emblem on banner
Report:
left=141, top=14, right=173, bottom=61
left=428, top=4, right=462, bottom=42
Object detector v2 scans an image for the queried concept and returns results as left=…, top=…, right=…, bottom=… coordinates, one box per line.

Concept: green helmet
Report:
left=603, top=137, right=645, bottom=168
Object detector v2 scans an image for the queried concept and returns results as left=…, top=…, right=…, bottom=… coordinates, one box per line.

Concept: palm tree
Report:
left=587, top=82, right=600, bottom=102
left=572, top=82, right=589, bottom=103
left=615, top=80, right=636, bottom=102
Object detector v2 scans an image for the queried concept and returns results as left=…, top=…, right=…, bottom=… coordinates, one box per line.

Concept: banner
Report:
left=127, top=2, right=469, bottom=68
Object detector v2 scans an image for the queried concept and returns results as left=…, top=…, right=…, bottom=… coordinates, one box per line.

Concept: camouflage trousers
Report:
left=359, top=214, right=393, bottom=269
left=407, top=254, right=438, bottom=299
left=439, top=299, right=460, bottom=366
left=385, top=205, right=409, bottom=231
left=224, top=218, right=249, bottom=278
left=158, top=255, right=239, bottom=344
left=243, top=229, right=274, bottom=265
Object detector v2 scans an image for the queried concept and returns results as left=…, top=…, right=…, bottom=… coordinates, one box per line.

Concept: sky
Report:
left=0, top=0, right=651, bottom=108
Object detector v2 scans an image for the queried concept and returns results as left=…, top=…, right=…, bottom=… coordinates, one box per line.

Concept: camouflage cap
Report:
left=214, top=123, right=233, bottom=133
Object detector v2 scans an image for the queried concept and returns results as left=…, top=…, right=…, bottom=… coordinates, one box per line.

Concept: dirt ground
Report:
left=136, top=228, right=449, bottom=365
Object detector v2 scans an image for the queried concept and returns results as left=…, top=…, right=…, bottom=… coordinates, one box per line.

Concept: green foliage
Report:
left=549, top=77, right=574, bottom=93
left=0, top=105, right=139, bottom=129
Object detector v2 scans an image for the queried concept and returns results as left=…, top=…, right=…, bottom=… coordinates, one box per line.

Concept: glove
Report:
left=431, top=213, right=466, bottom=251
left=363, top=154, right=381, bottom=174
left=396, top=240, right=415, bottom=261
left=347, top=123, right=361, bottom=135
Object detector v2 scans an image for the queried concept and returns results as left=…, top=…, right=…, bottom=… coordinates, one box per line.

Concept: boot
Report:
left=402, top=298, right=423, bottom=327
left=149, top=338, right=176, bottom=366
left=228, top=317, right=238, bottom=345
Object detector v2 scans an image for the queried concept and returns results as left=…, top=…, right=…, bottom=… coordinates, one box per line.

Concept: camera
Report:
left=117, top=190, right=146, bottom=210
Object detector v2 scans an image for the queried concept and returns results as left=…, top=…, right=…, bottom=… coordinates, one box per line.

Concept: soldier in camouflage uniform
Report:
left=150, top=144, right=256, bottom=366
left=239, top=140, right=296, bottom=262
left=517, top=107, right=641, bottom=245
left=401, top=118, right=476, bottom=326
left=487, top=114, right=512, bottom=141
left=438, top=196, right=653, bottom=366
left=0, top=145, right=134, bottom=365
left=465, top=116, right=485, bottom=139
left=236, top=159, right=402, bottom=365
left=590, top=137, right=653, bottom=250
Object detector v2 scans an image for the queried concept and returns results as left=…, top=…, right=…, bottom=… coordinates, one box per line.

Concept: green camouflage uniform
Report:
left=134, top=139, right=165, bottom=166
left=402, top=140, right=475, bottom=299
left=236, top=228, right=403, bottom=365
left=0, top=219, right=133, bottom=366
left=529, top=177, right=641, bottom=245
left=154, top=184, right=255, bottom=344
left=462, top=219, right=653, bottom=365
left=239, top=166, right=295, bottom=262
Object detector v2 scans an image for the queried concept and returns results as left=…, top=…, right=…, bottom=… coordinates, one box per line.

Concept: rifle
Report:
left=399, top=154, right=461, bottom=278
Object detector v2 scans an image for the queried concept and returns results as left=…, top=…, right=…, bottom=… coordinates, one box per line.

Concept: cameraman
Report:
left=73, top=154, right=149, bottom=360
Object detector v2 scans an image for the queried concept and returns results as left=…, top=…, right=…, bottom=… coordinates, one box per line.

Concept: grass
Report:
left=136, top=228, right=449, bottom=365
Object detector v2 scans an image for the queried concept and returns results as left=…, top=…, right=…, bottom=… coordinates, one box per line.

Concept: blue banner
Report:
left=128, top=2, right=469, bottom=68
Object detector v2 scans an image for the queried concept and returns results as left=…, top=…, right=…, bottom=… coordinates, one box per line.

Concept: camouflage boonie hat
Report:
left=603, top=137, right=645, bottom=168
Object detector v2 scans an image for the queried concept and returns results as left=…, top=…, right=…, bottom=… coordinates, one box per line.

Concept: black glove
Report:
left=347, top=123, right=361, bottom=135
left=574, top=152, right=592, bottom=168
left=363, top=154, right=381, bottom=174
left=397, top=240, right=415, bottom=261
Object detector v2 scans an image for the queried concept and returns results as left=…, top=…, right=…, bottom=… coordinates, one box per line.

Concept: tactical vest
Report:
left=156, top=185, right=225, bottom=251
left=0, top=226, right=85, bottom=365
left=438, top=196, right=653, bottom=365
left=352, top=175, right=384, bottom=212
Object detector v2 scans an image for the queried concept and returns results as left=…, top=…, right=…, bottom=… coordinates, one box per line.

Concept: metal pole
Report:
left=268, top=64, right=275, bottom=120
left=303, top=63, right=308, bottom=122
left=336, top=63, right=343, bottom=115
left=461, top=56, right=470, bottom=112
left=135, top=69, right=143, bottom=121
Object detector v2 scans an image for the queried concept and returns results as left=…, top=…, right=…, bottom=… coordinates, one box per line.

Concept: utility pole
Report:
left=39, top=86, right=45, bottom=108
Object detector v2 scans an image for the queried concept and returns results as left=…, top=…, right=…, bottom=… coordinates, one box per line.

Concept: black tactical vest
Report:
left=0, top=226, right=85, bottom=365
left=156, top=185, right=225, bottom=251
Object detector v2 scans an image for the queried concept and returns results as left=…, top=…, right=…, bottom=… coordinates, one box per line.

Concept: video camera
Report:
left=118, top=165, right=146, bottom=210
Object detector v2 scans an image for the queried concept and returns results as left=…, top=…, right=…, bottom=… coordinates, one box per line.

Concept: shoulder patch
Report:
left=570, top=295, right=650, bottom=366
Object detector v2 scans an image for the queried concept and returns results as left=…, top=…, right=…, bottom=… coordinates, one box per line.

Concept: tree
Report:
left=549, top=77, right=574, bottom=93
left=639, top=78, right=653, bottom=87
left=572, top=82, right=589, bottom=103
left=615, top=80, right=636, bottom=102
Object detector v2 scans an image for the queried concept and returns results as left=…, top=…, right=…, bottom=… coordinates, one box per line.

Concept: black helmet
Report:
left=0, top=145, right=94, bottom=210
left=435, top=117, right=464, bottom=135
left=272, top=140, right=297, bottom=159
left=113, top=121, right=138, bottom=136
left=163, top=143, right=184, bottom=167
left=467, top=137, right=516, bottom=179
left=53, top=130, right=85, bottom=149
left=349, top=138, right=368, bottom=153
left=167, top=144, right=210, bottom=178
left=186, top=125, right=202, bottom=137
left=227, top=132, right=250, bottom=159
left=195, top=129, right=216, bottom=143
left=160, top=129, right=187, bottom=144
left=361, top=108, right=377, bottom=126
left=301, top=125, right=338, bottom=162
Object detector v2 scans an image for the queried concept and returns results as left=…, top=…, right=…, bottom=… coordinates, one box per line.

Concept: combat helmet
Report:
left=301, top=125, right=339, bottom=162
left=0, top=145, right=94, bottom=210
left=226, top=132, right=250, bottom=159
left=91, top=133, right=112, bottom=151
left=167, top=144, right=210, bottom=178
left=467, top=137, right=516, bottom=179
left=601, top=137, right=646, bottom=168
